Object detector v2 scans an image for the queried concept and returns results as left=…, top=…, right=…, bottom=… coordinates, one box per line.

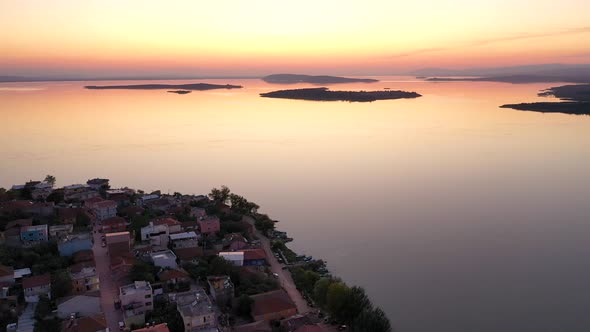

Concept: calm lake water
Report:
left=2, top=77, right=590, bottom=332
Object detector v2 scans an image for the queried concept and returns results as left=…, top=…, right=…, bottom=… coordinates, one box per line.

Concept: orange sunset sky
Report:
left=1, top=0, right=590, bottom=77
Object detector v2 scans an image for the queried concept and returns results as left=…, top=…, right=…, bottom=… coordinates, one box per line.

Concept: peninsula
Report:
left=425, top=74, right=590, bottom=84
left=85, top=83, right=242, bottom=90
left=500, top=84, right=590, bottom=115
left=0, top=179, right=392, bottom=332
left=260, top=87, right=421, bottom=102
left=262, top=74, right=379, bottom=84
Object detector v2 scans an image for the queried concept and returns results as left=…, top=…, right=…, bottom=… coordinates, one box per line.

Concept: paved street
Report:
left=244, top=216, right=311, bottom=314
left=92, top=222, right=123, bottom=332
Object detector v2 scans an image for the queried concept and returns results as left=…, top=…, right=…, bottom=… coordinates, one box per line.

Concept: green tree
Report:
left=312, top=278, right=332, bottom=308
left=44, top=175, right=56, bottom=187
left=237, top=294, right=253, bottom=317
left=75, top=212, right=90, bottom=229
left=129, top=261, right=158, bottom=283
left=209, top=186, right=231, bottom=204
left=254, top=217, right=275, bottom=234
left=51, top=270, right=72, bottom=299
left=351, top=307, right=392, bottom=332
left=35, top=294, right=53, bottom=320
left=326, top=282, right=352, bottom=322
left=341, top=286, right=372, bottom=325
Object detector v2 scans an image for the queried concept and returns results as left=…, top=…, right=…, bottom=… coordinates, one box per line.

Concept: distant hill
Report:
left=85, top=83, right=242, bottom=90
left=426, top=74, right=590, bottom=84
left=262, top=74, right=378, bottom=84
left=409, top=63, right=590, bottom=77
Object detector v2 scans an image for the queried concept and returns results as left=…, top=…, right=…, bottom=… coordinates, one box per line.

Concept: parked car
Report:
left=118, top=321, right=125, bottom=330
left=272, top=273, right=279, bottom=278
left=101, top=241, right=106, bottom=247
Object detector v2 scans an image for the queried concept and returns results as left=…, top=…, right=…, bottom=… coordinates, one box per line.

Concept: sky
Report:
left=1, top=0, right=590, bottom=77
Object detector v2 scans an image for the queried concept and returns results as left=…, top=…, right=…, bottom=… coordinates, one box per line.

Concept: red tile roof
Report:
left=69, top=261, right=96, bottom=274
left=153, top=217, right=181, bottom=227
left=251, top=290, right=296, bottom=317
left=293, top=325, right=325, bottom=332
left=102, top=216, right=126, bottom=226
left=62, top=314, right=107, bottom=332
left=22, top=274, right=51, bottom=289
left=5, top=218, right=33, bottom=230
left=132, top=323, right=170, bottom=332
left=243, top=248, right=267, bottom=261
left=94, top=200, right=117, bottom=209
left=84, top=197, right=104, bottom=204
left=158, top=269, right=189, bottom=282
left=0, top=265, right=14, bottom=278
left=72, top=250, right=95, bottom=263
left=173, top=247, right=203, bottom=261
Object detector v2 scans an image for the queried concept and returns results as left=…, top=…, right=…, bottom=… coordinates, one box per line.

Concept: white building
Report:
left=140, top=222, right=170, bottom=249
left=218, top=252, right=244, bottom=267
left=119, top=281, right=153, bottom=327
left=149, top=250, right=178, bottom=269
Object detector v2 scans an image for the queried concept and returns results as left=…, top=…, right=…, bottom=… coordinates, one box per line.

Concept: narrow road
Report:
left=243, top=216, right=311, bottom=314
left=92, top=222, right=123, bottom=331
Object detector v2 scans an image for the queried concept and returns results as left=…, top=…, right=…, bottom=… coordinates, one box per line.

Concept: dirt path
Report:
left=92, top=223, right=123, bottom=331
left=243, top=215, right=311, bottom=314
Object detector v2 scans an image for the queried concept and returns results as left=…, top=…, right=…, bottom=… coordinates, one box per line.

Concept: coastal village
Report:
left=0, top=177, right=391, bottom=332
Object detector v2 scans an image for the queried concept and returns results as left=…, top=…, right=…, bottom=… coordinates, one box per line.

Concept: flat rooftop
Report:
left=150, top=250, right=177, bottom=260
left=169, top=231, right=198, bottom=241
left=176, top=288, right=214, bottom=317
left=120, top=281, right=152, bottom=295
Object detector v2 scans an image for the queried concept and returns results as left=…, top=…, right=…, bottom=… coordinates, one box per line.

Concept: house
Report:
left=207, top=276, right=234, bottom=307
left=189, top=207, right=207, bottom=218
left=57, top=291, right=101, bottom=318
left=141, top=222, right=170, bottom=249
left=139, top=194, right=159, bottom=206
left=5, top=218, right=32, bottom=230
left=111, top=252, right=136, bottom=280
left=58, top=233, right=93, bottom=256
left=169, top=231, right=199, bottom=249
left=92, top=200, right=118, bottom=221
left=49, top=224, right=74, bottom=239
left=27, top=202, right=55, bottom=217
left=57, top=208, right=90, bottom=225
left=120, top=281, right=153, bottom=327
left=232, top=320, right=272, bottom=332
left=280, top=315, right=318, bottom=332
left=70, top=262, right=100, bottom=293
left=86, top=178, right=109, bottom=190
left=72, top=249, right=95, bottom=264
left=120, top=205, right=145, bottom=217
left=180, top=220, right=200, bottom=233
left=106, top=189, right=132, bottom=207
left=149, top=250, right=178, bottom=269
left=242, top=249, right=267, bottom=266
left=146, top=198, right=173, bottom=212
left=132, top=323, right=170, bottom=332
left=101, top=216, right=126, bottom=233
left=158, top=269, right=190, bottom=291
left=106, top=231, right=131, bottom=258
left=62, top=314, right=108, bottom=332
left=13, top=268, right=32, bottom=282
left=173, top=247, right=203, bottom=264
left=0, top=265, right=14, bottom=285
left=63, top=184, right=98, bottom=202
left=218, top=252, right=244, bottom=266
left=23, top=274, right=51, bottom=302
left=223, top=233, right=248, bottom=251
left=250, top=290, right=297, bottom=322
left=153, top=217, right=182, bottom=234
left=30, top=182, right=53, bottom=200
left=174, top=289, right=217, bottom=331
left=198, top=216, right=220, bottom=235
left=20, top=224, right=48, bottom=245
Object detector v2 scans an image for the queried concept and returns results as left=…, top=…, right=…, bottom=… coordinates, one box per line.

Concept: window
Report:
left=145, top=294, right=151, bottom=299
left=145, top=302, right=152, bottom=306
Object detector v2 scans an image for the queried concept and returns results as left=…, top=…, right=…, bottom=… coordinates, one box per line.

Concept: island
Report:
left=167, top=90, right=191, bottom=94
left=262, top=74, right=379, bottom=84
left=0, top=179, right=393, bottom=332
left=260, top=87, right=421, bottom=102
left=500, top=84, right=590, bottom=115
left=85, top=83, right=242, bottom=90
